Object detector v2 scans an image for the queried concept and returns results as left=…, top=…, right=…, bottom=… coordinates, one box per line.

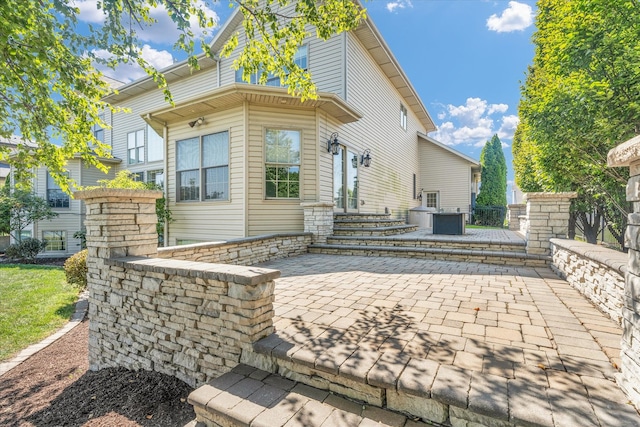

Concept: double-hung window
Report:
left=127, top=129, right=145, bottom=164
left=147, top=125, right=164, bottom=162
left=176, top=131, right=229, bottom=202
left=235, top=45, right=308, bottom=87
left=47, top=172, right=69, bottom=208
left=43, top=231, right=66, bottom=251
left=265, top=129, right=300, bottom=199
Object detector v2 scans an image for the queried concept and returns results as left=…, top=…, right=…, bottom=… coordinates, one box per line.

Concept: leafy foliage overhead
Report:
left=513, top=0, right=639, bottom=245
left=0, top=0, right=365, bottom=192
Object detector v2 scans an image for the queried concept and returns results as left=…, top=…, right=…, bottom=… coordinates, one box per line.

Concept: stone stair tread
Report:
left=327, top=234, right=526, bottom=247
left=188, top=364, right=432, bottom=427
left=309, top=243, right=548, bottom=260
left=333, top=225, right=417, bottom=232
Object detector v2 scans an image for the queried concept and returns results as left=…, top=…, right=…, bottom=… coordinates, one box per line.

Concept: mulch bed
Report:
left=0, top=320, right=196, bottom=427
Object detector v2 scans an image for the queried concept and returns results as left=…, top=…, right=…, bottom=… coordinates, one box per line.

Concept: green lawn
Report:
left=0, top=264, right=78, bottom=362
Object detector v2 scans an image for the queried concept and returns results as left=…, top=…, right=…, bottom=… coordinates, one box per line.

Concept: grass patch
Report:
left=466, top=224, right=505, bottom=230
left=0, top=264, right=78, bottom=362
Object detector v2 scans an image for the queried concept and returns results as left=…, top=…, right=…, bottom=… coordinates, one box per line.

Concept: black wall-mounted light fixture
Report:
left=327, top=132, right=340, bottom=155
left=188, top=117, right=205, bottom=128
left=360, top=149, right=372, bottom=167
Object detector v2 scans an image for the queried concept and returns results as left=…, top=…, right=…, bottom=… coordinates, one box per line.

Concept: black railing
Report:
left=472, top=206, right=507, bottom=228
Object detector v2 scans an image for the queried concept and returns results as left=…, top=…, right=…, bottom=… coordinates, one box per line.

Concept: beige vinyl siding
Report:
left=167, top=105, right=246, bottom=244
left=338, top=32, right=425, bottom=219
left=419, top=142, right=473, bottom=213
left=246, top=104, right=317, bottom=235
left=218, top=18, right=344, bottom=97
left=33, top=160, right=84, bottom=255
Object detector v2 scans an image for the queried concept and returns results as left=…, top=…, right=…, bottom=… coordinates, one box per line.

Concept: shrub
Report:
left=64, top=249, right=88, bottom=288
left=5, top=238, right=47, bottom=263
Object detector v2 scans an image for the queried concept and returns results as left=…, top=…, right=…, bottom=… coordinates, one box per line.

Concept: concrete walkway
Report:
left=258, top=254, right=640, bottom=426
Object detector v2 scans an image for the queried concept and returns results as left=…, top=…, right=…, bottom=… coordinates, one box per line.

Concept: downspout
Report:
left=146, top=113, right=169, bottom=247
left=215, top=55, right=221, bottom=88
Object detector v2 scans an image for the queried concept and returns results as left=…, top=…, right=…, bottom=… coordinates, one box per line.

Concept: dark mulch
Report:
left=0, top=256, right=69, bottom=267
left=0, top=320, right=196, bottom=427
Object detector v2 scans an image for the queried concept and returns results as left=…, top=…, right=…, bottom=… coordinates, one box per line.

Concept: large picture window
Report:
left=265, top=129, right=300, bottom=199
left=127, top=129, right=145, bottom=164
left=47, top=172, right=69, bottom=208
left=43, top=231, right=66, bottom=251
left=176, top=131, right=229, bottom=202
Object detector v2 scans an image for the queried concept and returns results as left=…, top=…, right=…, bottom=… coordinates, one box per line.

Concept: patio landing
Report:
left=191, top=253, right=639, bottom=426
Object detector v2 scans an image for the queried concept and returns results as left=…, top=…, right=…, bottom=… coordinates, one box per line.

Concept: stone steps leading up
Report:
left=333, top=213, right=394, bottom=221
left=333, top=219, right=408, bottom=228
left=326, top=235, right=527, bottom=253
left=188, top=364, right=432, bottom=427
left=332, top=225, right=419, bottom=237
left=308, top=243, right=549, bottom=267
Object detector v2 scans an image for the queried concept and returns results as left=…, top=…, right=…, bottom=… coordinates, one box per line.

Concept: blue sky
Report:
left=78, top=0, right=537, bottom=199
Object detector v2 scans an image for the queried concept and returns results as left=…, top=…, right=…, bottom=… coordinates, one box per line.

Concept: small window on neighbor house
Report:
left=147, top=169, right=164, bottom=189
left=132, top=172, right=144, bottom=182
left=20, top=230, right=32, bottom=240
left=265, top=129, right=300, bottom=199
left=147, top=124, right=164, bottom=162
left=425, top=192, right=438, bottom=209
left=46, top=172, right=69, bottom=208
left=127, top=129, right=145, bottom=164
left=93, top=116, right=104, bottom=143
left=43, top=231, right=66, bottom=251
left=400, top=105, right=408, bottom=130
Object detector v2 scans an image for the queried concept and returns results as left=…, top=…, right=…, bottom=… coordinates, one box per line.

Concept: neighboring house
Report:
left=417, top=133, right=481, bottom=213
left=22, top=3, right=479, bottom=252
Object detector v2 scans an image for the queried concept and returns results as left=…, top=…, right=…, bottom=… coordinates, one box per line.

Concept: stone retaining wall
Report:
left=550, top=238, right=626, bottom=325
left=157, top=233, right=311, bottom=266
left=75, top=189, right=279, bottom=388
left=507, top=204, right=526, bottom=231
left=524, top=192, right=577, bottom=255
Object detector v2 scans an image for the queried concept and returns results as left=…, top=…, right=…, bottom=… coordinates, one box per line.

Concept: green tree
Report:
left=0, top=0, right=365, bottom=192
left=476, top=134, right=507, bottom=207
left=513, top=0, right=638, bottom=245
left=0, top=190, right=58, bottom=242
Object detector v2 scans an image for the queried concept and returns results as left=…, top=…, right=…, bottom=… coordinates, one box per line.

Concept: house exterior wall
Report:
left=418, top=142, right=473, bottom=213
left=166, top=104, right=247, bottom=245
left=328, top=32, right=425, bottom=218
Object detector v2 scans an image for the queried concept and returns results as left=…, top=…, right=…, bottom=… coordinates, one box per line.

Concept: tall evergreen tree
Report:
left=476, top=135, right=507, bottom=207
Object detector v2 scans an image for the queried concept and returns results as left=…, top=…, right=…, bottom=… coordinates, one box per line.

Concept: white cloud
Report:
left=430, top=98, right=518, bottom=148
left=93, top=45, right=175, bottom=83
left=386, top=0, right=413, bottom=13
left=75, top=0, right=106, bottom=24
left=77, top=0, right=219, bottom=45
left=486, top=1, right=534, bottom=33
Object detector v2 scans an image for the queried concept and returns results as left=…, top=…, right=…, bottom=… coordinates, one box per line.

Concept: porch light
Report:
left=361, top=149, right=372, bottom=167
left=327, top=132, right=340, bottom=155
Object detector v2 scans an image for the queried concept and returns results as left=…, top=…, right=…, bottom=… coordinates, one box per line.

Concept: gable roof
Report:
left=209, top=5, right=436, bottom=132
left=417, top=132, right=480, bottom=168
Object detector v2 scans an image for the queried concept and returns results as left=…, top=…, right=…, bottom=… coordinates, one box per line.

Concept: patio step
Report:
left=333, top=225, right=419, bottom=236
left=308, top=243, right=549, bottom=267
left=188, top=364, right=432, bottom=427
left=334, top=219, right=409, bottom=228
left=326, top=235, right=527, bottom=253
left=334, top=213, right=393, bottom=221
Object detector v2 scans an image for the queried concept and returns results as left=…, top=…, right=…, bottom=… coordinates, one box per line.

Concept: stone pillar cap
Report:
left=74, top=188, right=163, bottom=200
left=524, top=192, right=578, bottom=200
left=300, top=202, right=335, bottom=208
left=608, top=134, right=640, bottom=167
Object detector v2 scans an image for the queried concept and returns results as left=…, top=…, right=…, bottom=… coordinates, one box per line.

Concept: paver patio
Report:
left=257, top=252, right=640, bottom=426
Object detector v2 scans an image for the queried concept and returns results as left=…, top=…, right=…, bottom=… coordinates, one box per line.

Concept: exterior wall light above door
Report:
left=327, top=132, right=340, bottom=155
left=361, top=149, right=372, bottom=167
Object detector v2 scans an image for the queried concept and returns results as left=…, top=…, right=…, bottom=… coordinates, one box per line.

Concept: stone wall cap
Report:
left=508, top=204, right=526, bottom=208
left=300, top=202, right=335, bottom=208
left=607, top=134, right=640, bottom=167
left=550, top=238, right=627, bottom=274
left=157, top=233, right=312, bottom=253
left=525, top=192, right=578, bottom=200
left=74, top=188, right=163, bottom=200
left=107, top=256, right=281, bottom=285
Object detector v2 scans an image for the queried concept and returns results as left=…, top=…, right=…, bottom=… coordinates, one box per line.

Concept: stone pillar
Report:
left=74, top=188, right=162, bottom=370
left=608, top=134, right=640, bottom=410
left=301, top=202, right=334, bottom=243
left=524, top=192, right=577, bottom=255
left=507, top=204, right=526, bottom=231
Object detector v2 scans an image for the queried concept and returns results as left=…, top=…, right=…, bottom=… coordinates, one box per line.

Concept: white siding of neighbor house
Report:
left=246, top=104, right=318, bottom=235
left=166, top=104, right=246, bottom=245
left=419, top=142, right=473, bottom=213
left=333, top=32, right=425, bottom=219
